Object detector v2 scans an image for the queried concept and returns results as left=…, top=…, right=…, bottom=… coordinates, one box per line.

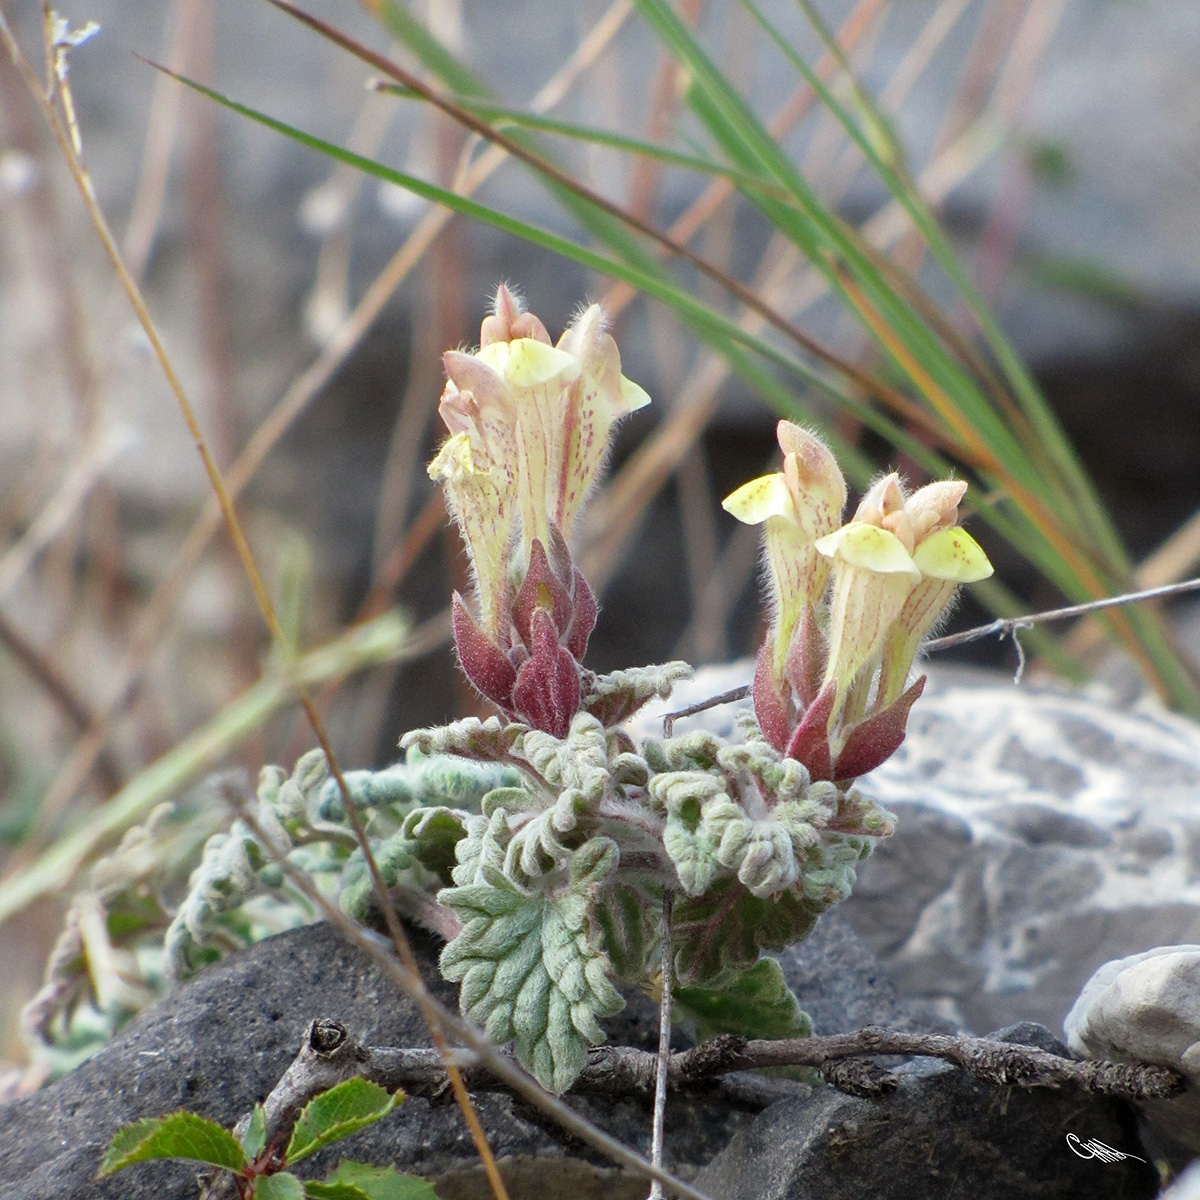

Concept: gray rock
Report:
left=0, top=910, right=913, bottom=1200
left=1065, top=946, right=1200, bottom=1157
left=694, top=1023, right=1159, bottom=1200
left=844, top=671, right=1200, bottom=1037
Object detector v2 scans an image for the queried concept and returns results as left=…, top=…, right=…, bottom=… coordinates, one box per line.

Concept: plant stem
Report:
left=648, top=890, right=674, bottom=1200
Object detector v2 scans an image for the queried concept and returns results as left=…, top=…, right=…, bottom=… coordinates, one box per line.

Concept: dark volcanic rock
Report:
left=694, top=1023, right=1159, bottom=1200
left=0, top=911, right=907, bottom=1200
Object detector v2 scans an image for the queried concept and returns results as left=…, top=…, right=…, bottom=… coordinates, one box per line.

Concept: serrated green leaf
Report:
left=303, top=1181, right=371, bottom=1200
left=254, top=1172, right=305, bottom=1200
left=99, top=1110, right=247, bottom=1176
left=241, top=1104, right=267, bottom=1161
left=439, top=838, right=624, bottom=1093
left=378, top=83, right=788, bottom=191
left=285, top=1078, right=404, bottom=1164
left=674, top=957, right=812, bottom=1041
left=321, top=1161, right=442, bottom=1200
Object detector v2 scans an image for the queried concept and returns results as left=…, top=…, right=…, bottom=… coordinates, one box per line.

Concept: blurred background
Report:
left=1, top=0, right=1198, bottom=1071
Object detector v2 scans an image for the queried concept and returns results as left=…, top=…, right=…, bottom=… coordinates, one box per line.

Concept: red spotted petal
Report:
left=833, top=675, right=926, bottom=782
left=452, top=593, right=516, bottom=711
left=512, top=607, right=581, bottom=738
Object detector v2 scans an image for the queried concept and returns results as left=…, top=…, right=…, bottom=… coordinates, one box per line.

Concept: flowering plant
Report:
left=387, top=288, right=993, bottom=1092
left=76, top=287, right=992, bottom=1098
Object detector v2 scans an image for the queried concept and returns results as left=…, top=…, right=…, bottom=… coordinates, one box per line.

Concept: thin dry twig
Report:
left=659, top=577, right=1200, bottom=731
left=924, top=577, right=1200, bottom=654
left=234, top=1018, right=1184, bottom=1138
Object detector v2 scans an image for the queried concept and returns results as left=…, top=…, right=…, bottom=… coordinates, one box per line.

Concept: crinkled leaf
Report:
left=400, top=807, right=470, bottom=880
left=642, top=729, right=723, bottom=774
left=254, top=1173, right=305, bottom=1200
left=99, top=1111, right=247, bottom=1175
left=449, top=810, right=509, bottom=887
left=339, top=832, right=425, bottom=921
left=672, top=880, right=824, bottom=987
left=581, top=662, right=692, bottom=727
left=400, top=717, right=524, bottom=762
left=652, top=773, right=740, bottom=897
left=674, top=957, right=812, bottom=1041
left=522, top=712, right=611, bottom=791
left=321, top=1161, right=442, bottom=1200
left=314, top=756, right=518, bottom=820
left=661, top=797, right=726, bottom=897
left=594, top=882, right=659, bottom=981
left=714, top=816, right=799, bottom=898
left=241, top=1104, right=267, bottom=1161
left=439, top=839, right=624, bottom=1092
left=286, top=1078, right=404, bottom=1164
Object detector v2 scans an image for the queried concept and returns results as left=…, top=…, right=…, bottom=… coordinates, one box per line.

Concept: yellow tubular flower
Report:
left=876, top=525, right=994, bottom=706
left=427, top=432, right=516, bottom=640
left=554, top=304, right=650, bottom=541
left=722, top=422, right=845, bottom=676
left=429, top=288, right=651, bottom=642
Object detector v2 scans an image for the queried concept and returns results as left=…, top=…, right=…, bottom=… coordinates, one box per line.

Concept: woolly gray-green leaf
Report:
left=673, top=956, right=812, bottom=1041
left=652, top=773, right=738, bottom=897
left=594, top=882, right=659, bottom=981
left=438, top=837, right=624, bottom=1092
left=581, top=662, right=692, bottom=727
left=400, top=716, right=525, bottom=761
left=672, top=879, right=825, bottom=987
left=642, top=730, right=724, bottom=774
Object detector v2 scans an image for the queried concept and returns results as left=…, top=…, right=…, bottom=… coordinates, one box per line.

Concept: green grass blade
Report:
left=759, top=0, right=1129, bottom=564
left=378, top=83, right=788, bottom=193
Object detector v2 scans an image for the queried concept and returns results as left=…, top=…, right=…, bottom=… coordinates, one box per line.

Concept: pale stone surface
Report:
left=1163, top=1161, right=1200, bottom=1200
left=1065, top=946, right=1200, bottom=1155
